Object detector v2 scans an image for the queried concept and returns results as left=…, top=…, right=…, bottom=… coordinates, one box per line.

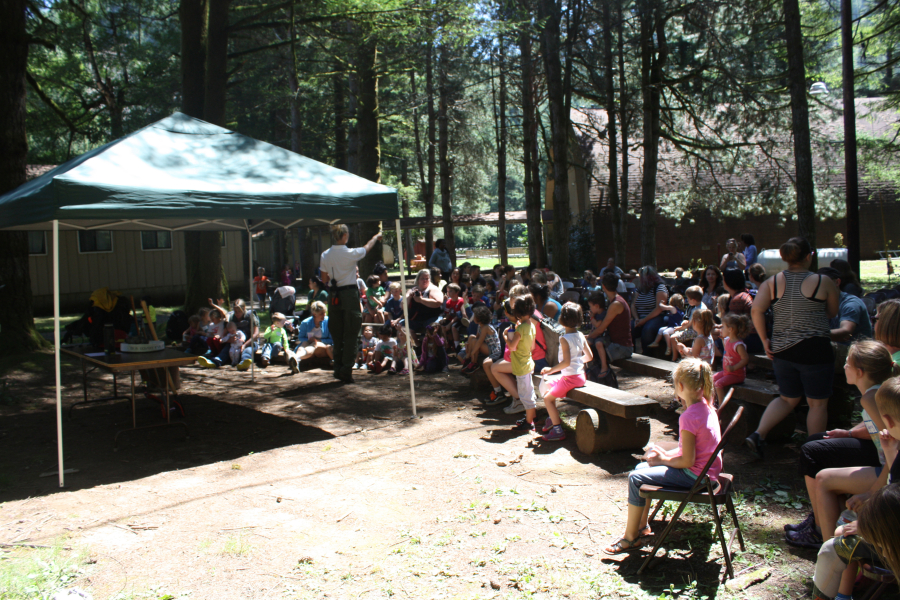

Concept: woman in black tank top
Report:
left=745, top=238, right=840, bottom=460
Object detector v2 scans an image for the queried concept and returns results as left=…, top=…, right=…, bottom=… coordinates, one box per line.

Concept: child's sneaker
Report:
left=461, top=362, right=478, bottom=375
left=484, top=389, right=508, bottom=406
left=513, top=418, right=535, bottom=431
left=542, top=424, right=566, bottom=441
left=196, top=356, right=216, bottom=369
left=288, top=353, right=299, bottom=375
left=647, top=341, right=660, bottom=348
left=664, top=347, right=672, bottom=356
left=236, top=358, right=253, bottom=371
left=503, top=398, right=526, bottom=414
left=541, top=417, right=554, bottom=432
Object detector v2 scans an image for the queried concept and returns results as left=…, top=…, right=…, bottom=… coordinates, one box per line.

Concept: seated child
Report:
left=417, top=324, right=448, bottom=373
left=260, top=312, right=289, bottom=366
left=355, top=325, right=377, bottom=369
left=604, top=358, right=721, bottom=554
left=183, top=314, right=202, bottom=346
left=647, top=294, right=685, bottom=349
left=391, top=327, right=414, bottom=375
left=676, top=310, right=716, bottom=366
left=539, top=303, right=593, bottom=442
left=368, top=323, right=397, bottom=375
left=668, top=286, right=706, bottom=361
left=384, top=282, right=405, bottom=325
left=363, top=275, right=385, bottom=324
left=440, top=283, right=465, bottom=352
left=205, top=309, right=226, bottom=354
left=460, top=305, right=501, bottom=374
left=714, top=313, right=751, bottom=406
left=222, top=322, right=247, bottom=366
left=811, top=376, right=900, bottom=600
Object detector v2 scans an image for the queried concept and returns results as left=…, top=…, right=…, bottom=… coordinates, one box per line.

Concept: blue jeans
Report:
left=212, top=341, right=256, bottom=367
left=627, top=462, right=698, bottom=507
left=634, top=315, right=666, bottom=355
left=261, top=342, right=284, bottom=362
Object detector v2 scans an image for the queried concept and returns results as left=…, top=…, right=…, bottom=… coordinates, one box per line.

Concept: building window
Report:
left=77, top=231, right=113, bottom=253
left=141, top=231, right=172, bottom=251
left=221, top=232, right=227, bottom=247
left=28, top=231, right=46, bottom=255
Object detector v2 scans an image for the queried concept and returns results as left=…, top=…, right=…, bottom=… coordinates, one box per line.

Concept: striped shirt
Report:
left=770, top=271, right=831, bottom=354
left=634, top=283, right=668, bottom=319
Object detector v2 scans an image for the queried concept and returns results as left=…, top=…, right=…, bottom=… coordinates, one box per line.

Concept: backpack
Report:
left=166, top=310, right=190, bottom=341
left=586, top=362, right=619, bottom=389
left=535, top=315, right=565, bottom=353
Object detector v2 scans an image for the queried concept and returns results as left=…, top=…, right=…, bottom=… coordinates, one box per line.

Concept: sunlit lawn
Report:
left=860, top=258, right=899, bottom=292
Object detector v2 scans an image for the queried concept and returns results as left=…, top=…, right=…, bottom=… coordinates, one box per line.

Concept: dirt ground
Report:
left=0, top=352, right=843, bottom=599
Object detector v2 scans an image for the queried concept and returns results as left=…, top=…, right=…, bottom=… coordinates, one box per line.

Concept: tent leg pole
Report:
left=53, top=220, right=65, bottom=488
left=396, top=219, right=416, bottom=417
left=245, top=220, right=255, bottom=383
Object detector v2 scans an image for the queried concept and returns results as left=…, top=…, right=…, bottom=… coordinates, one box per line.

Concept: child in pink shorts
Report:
left=713, top=313, right=752, bottom=407
left=539, top=303, right=594, bottom=441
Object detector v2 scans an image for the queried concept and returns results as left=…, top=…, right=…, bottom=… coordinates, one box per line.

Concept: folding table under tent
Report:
left=0, top=112, right=419, bottom=489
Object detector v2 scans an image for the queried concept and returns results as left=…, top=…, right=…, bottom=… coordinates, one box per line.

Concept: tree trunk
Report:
left=603, top=0, right=623, bottom=270
left=0, top=0, right=43, bottom=354
left=639, top=1, right=665, bottom=268
left=783, top=0, right=817, bottom=262
left=438, top=44, right=455, bottom=264
left=180, top=0, right=226, bottom=313
left=425, top=42, right=437, bottom=260
left=519, top=27, right=542, bottom=267
left=355, top=37, right=382, bottom=276
left=497, top=37, right=509, bottom=265
left=401, top=158, right=412, bottom=274
left=412, top=69, right=425, bottom=274
left=617, top=0, right=629, bottom=268
left=539, top=0, right=571, bottom=276
left=334, top=65, right=347, bottom=170
left=841, top=0, right=859, bottom=272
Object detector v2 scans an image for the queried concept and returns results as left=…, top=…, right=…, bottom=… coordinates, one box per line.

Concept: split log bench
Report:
left=749, top=354, right=774, bottom=370
left=465, top=322, right=657, bottom=453
left=613, top=354, right=795, bottom=442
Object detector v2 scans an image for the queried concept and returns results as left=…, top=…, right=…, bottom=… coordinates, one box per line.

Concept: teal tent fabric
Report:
left=0, top=113, right=398, bottom=231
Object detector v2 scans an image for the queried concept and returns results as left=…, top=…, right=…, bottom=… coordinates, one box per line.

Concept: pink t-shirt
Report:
left=678, top=401, right=722, bottom=480
left=722, top=336, right=747, bottom=377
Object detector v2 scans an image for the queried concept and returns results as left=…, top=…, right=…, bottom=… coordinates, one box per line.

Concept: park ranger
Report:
left=320, top=224, right=382, bottom=384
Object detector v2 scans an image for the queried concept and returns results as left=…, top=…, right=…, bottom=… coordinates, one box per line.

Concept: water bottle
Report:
left=103, top=324, right=115, bottom=354
left=836, top=509, right=857, bottom=530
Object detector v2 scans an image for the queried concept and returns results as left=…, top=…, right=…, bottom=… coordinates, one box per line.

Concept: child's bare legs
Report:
left=544, top=393, right=562, bottom=426
left=715, top=385, right=726, bottom=407
left=524, top=407, right=537, bottom=425
left=816, top=466, right=877, bottom=540
left=594, top=340, right=609, bottom=374
left=838, top=560, right=859, bottom=598
left=373, top=310, right=384, bottom=324
left=483, top=357, right=500, bottom=388
left=491, top=360, right=518, bottom=398
left=668, top=336, right=680, bottom=361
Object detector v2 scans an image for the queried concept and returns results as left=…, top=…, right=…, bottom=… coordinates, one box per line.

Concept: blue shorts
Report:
left=773, top=357, right=833, bottom=400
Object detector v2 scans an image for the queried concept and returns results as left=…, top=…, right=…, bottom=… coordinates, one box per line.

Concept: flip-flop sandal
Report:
left=603, top=537, right=642, bottom=555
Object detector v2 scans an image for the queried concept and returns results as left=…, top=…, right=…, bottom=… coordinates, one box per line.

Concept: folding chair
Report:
left=857, top=563, right=896, bottom=600
left=637, top=405, right=746, bottom=580
left=657, top=388, right=733, bottom=453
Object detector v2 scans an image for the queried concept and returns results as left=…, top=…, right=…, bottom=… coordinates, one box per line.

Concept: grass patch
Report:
left=860, top=259, right=899, bottom=292
left=220, top=534, right=252, bottom=556
left=0, top=350, right=57, bottom=378
left=0, top=542, right=92, bottom=600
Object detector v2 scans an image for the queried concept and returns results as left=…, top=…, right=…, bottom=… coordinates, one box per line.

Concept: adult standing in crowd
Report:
left=631, top=266, right=669, bottom=355
left=320, top=224, right=383, bottom=384
left=428, top=239, right=453, bottom=280
left=720, top=238, right=747, bottom=272
left=600, top=258, right=625, bottom=279
left=739, top=234, right=758, bottom=274
left=746, top=237, right=840, bottom=459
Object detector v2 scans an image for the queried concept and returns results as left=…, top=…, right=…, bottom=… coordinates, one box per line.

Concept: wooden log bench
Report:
left=749, top=354, right=774, bottom=370
left=613, top=354, right=795, bottom=442
left=464, top=322, right=657, bottom=453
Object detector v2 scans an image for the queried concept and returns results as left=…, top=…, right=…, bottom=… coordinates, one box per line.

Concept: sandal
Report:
left=603, top=537, right=643, bottom=555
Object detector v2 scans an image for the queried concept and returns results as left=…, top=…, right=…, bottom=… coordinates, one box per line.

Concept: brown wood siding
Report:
left=30, top=231, right=245, bottom=313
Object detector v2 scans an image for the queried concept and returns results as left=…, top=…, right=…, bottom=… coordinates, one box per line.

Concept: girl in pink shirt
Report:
left=604, top=358, right=723, bottom=554
left=714, top=313, right=752, bottom=407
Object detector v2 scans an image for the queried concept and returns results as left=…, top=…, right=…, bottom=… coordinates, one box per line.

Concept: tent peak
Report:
left=152, top=112, right=234, bottom=136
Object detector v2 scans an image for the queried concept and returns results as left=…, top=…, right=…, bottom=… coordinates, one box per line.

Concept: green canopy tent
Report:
left=0, top=112, right=418, bottom=488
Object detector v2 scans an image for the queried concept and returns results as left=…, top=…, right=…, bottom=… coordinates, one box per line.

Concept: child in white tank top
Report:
left=539, top=303, right=594, bottom=442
